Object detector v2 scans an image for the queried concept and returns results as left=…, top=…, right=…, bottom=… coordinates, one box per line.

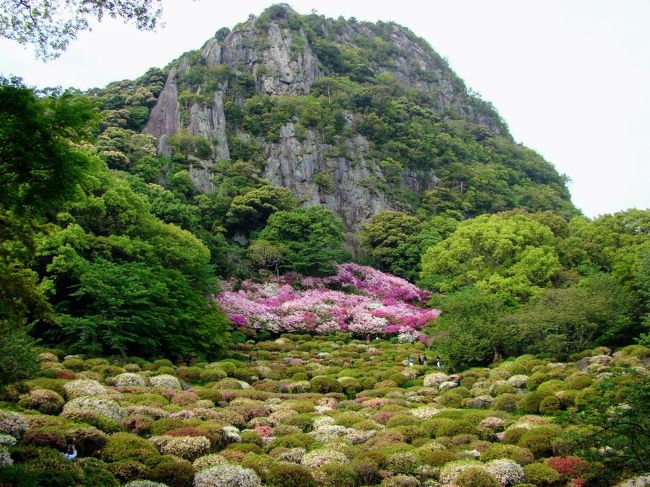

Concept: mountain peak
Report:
left=99, top=7, right=574, bottom=232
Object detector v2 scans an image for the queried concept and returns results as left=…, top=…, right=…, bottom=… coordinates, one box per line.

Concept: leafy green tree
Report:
left=421, top=213, right=560, bottom=301
left=259, top=206, right=346, bottom=276
left=54, top=259, right=228, bottom=358
left=0, top=79, right=99, bottom=216
left=361, top=211, right=420, bottom=272
left=563, top=371, right=650, bottom=479
left=248, top=239, right=286, bottom=277
left=1, top=0, right=162, bottom=60
left=0, top=79, right=99, bottom=382
left=504, top=274, right=633, bottom=358
left=226, top=185, right=297, bottom=235
left=428, top=288, right=512, bottom=370
left=35, top=172, right=229, bottom=359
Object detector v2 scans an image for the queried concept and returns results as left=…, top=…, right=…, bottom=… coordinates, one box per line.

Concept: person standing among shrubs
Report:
left=62, top=442, right=77, bottom=460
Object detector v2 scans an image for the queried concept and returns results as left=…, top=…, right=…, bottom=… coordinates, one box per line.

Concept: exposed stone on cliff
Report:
left=143, top=5, right=509, bottom=231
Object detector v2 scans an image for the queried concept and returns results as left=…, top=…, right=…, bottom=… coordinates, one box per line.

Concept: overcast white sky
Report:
left=1, top=0, right=648, bottom=218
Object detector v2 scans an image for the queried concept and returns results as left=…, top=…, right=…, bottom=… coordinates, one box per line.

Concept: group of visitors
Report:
left=407, top=354, right=442, bottom=368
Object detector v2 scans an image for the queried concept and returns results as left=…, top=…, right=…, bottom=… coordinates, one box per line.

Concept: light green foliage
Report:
left=248, top=239, right=286, bottom=277
left=0, top=79, right=99, bottom=215
left=421, top=213, right=561, bottom=301
left=259, top=206, right=347, bottom=276
left=96, top=127, right=157, bottom=170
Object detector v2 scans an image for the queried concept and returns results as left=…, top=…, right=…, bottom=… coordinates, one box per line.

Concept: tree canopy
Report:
left=1, top=0, right=162, bottom=59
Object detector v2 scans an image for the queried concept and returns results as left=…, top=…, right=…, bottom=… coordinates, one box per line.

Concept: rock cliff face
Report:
left=143, top=5, right=507, bottom=231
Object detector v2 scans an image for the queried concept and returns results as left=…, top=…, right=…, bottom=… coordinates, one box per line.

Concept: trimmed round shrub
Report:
left=113, top=373, right=147, bottom=387
left=564, top=373, right=593, bottom=390
left=440, top=460, right=485, bottom=484
left=493, top=393, right=519, bottom=412
left=150, top=374, right=182, bottom=390
left=502, top=427, right=529, bottom=445
left=523, top=462, right=562, bottom=486
left=193, top=464, right=261, bottom=487
left=63, top=396, right=126, bottom=422
left=485, top=458, right=525, bottom=486
left=18, top=389, right=65, bottom=414
left=351, top=459, right=380, bottom=486
left=108, top=459, right=151, bottom=483
left=63, top=379, right=107, bottom=398
left=387, top=452, right=421, bottom=476
left=20, top=429, right=66, bottom=449
left=455, top=466, right=500, bottom=487
left=419, top=449, right=456, bottom=467
left=526, top=373, right=549, bottom=391
left=536, top=380, right=565, bottom=395
left=380, top=475, right=421, bottom=487
left=68, top=427, right=109, bottom=456
left=76, top=457, right=120, bottom=486
left=386, top=414, right=419, bottom=428
left=310, top=376, right=342, bottom=393
left=100, top=432, right=159, bottom=463
left=544, top=456, right=588, bottom=480
left=517, top=391, right=552, bottom=414
left=435, top=419, right=476, bottom=437
left=0, top=411, right=28, bottom=438
left=200, top=368, right=227, bottom=383
left=319, top=462, right=356, bottom=487
left=150, top=435, right=211, bottom=460
left=266, top=462, right=316, bottom=487
left=539, top=396, right=562, bottom=414
left=481, top=444, right=535, bottom=465
left=302, top=449, right=348, bottom=468
left=193, top=453, right=229, bottom=470
left=518, top=427, right=561, bottom=459
left=149, top=455, right=195, bottom=487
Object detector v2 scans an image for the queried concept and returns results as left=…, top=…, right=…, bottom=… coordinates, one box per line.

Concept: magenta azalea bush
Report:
left=216, top=263, right=440, bottom=339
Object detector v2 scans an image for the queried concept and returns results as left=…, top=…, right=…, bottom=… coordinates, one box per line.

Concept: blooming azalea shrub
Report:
left=216, top=264, right=439, bottom=338
left=63, top=379, right=107, bottom=398
left=193, top=464, right=261, bottom=487
left=150, top=375, right=182, bottom=390
left=17, top=389, right=65, bottom=414
left=63, top=396, right=126, bottom=422
left=0, top=411, right=28, bottom=439
left=150, top=435, right=211, bottom=460
left=113, top=373, right=148, bottom=387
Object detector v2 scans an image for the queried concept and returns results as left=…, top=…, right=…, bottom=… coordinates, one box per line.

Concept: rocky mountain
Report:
left=93, top=4, right=575, bottom=233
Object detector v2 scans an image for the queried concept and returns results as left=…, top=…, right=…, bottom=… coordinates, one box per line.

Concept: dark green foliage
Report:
left=562, top=371, right=650, bottom=477
left=260, top=206, right=347, bottom=276
left=505, top=274, right=633, bottom=358
left=523, top=463, right=562, bottom=486
left=266, top=463, right=317, bottom=487
left=0, top=79, right=98, bottom=215
left=455, top=467, right=500, bottom=487
left=428, top=288, right=511, bottom=370
left=227, top=185, right=297, bottom=234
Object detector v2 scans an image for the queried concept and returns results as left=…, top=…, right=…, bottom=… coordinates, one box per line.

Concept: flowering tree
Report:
left=216, top=263, right=439, bottom=341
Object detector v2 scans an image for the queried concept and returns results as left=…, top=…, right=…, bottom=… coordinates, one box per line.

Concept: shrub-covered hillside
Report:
left=0, top=335, right=648, bottom=486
